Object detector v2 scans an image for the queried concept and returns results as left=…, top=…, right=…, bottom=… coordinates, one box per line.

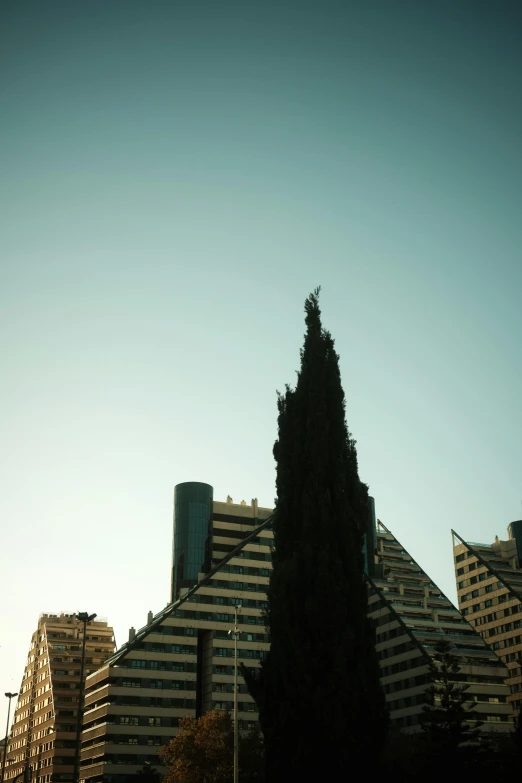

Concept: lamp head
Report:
left=76, top=612, right=97, bottom=623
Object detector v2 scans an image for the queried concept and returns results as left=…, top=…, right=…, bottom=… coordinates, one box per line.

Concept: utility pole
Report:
left=73, top=613, right=96, bottom=783
left=228, top=604, right=240, bottom=783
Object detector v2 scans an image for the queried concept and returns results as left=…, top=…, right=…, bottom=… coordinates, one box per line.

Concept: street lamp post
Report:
left=72, top=613, right=96, bottom=783
left=228, top=606, right=240, bottom=783
left=1, top=693, right=18, bottom=783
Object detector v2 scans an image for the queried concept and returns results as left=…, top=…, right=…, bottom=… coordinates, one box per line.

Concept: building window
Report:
left=172, top=645, right=195, bottom=655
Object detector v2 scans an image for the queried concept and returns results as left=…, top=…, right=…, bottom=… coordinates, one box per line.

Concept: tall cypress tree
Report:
left=243, top=289, right=387, bottom=781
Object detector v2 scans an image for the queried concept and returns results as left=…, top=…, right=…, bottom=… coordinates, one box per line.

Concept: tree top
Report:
left=304, top=286, right=322, bottom=335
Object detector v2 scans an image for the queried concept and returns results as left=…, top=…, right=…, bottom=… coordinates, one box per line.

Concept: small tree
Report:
left=160, top=710, right=233, bottom=783
left=160, top=709, right=263, bottom=783
left=421, top=639, right=483, bottom=754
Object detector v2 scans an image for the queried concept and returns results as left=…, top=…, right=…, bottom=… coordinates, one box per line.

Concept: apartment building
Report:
left=80, top=488, right=273, bottom=783
left=369, top=521, right=514, bottom=733
left=4, top=613, right=115, bottom=783
left=453, top=520, right=522, bottom=719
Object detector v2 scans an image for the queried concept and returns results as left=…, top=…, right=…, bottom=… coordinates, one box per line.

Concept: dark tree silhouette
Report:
left=242, top=289, right=387, bottom=782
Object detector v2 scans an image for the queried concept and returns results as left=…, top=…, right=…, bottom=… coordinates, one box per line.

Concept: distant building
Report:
left=453, top=520, right=522, bottom=719
left=4, top=613, right=115, bottom=783
left=371, top=521, right=514, bottom=733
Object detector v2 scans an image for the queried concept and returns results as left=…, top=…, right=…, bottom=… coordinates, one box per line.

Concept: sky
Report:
left=1, top=0, right=521, bottom=731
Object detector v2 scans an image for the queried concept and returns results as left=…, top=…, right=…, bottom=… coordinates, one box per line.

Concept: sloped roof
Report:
left=102, top=514, right=274, bottom=668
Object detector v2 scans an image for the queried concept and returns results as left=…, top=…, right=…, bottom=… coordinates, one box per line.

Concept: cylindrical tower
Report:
left=171, top=482, right=213, bottom=602
left=507, top=519, right=522, bottom=567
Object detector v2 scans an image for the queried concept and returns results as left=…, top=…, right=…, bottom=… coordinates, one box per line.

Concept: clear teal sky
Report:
left=1, top=0, right=521, bottom=729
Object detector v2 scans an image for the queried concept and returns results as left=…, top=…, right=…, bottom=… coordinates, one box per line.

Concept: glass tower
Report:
left=171, top=482, right=213, bottom=602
